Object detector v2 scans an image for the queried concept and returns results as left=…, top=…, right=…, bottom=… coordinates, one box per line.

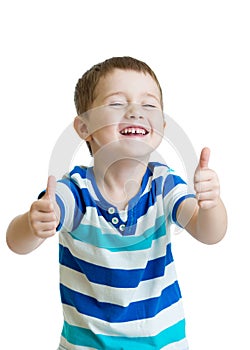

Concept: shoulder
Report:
left=57, top=166, right=92, bottom=194
left=69, top=165, right=88, bottom=178
left=148, top=161, right=178, bottom=180
left=148, top=162, right=189, bottom=200
left=61, top=165, right=91, bottom=184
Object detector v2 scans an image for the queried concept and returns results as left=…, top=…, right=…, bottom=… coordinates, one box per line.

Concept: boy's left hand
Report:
left=194, top=147, right=220, bottom=210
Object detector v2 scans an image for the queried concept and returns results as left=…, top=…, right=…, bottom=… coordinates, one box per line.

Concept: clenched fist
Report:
left=29, top=175, right=59, bottom=238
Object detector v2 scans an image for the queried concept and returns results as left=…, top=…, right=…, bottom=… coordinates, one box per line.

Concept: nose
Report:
left=125, top=103, right=144, bottom=119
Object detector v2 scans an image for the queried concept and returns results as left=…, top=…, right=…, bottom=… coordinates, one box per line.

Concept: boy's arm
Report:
left=176, top=148, right=227, bottom=244
left=6, top=176, right=60, bottom=254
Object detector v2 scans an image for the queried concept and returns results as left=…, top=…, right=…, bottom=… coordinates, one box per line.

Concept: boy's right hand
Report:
left=29, top=176, right=59, bottom=238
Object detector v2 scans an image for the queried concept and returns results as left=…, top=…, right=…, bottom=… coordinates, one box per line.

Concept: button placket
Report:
left=106, top=206, right=127, bottom=234
left=111, top=217, right=119, bottom=225
left=108, top=207, right=115, bottom=215
left=119, top=224, right=126, bottom=232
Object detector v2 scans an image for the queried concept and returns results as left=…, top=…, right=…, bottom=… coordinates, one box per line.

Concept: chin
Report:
left=118, top=145, right=154, bottom=161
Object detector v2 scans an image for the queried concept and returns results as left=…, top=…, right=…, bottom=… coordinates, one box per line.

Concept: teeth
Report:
left=121, top=127, right=147, bottom=135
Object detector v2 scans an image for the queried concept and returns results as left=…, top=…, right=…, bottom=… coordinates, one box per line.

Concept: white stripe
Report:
left=163, top=183, right=190, bottom=223
left=63, top=299, right=185, bottom=338
left=140, top=174, right=153, bottom=196
left=162, top=338, right=189, bottom=350
left=133, top=197, right=166, bottom=236
left=82, top=207, right=119, bottom=235
left=59, top=337, right=95, bottom=350
left=60, top=260, right=178, bottom=306
left=59, top=330, right=188, bottom=350
left=59, top=232, right=170, bottom=270
left=71, top=172, right=99, bottom=201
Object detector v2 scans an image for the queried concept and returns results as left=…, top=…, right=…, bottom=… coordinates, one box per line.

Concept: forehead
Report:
left=94, top=69, right=161, bottom=100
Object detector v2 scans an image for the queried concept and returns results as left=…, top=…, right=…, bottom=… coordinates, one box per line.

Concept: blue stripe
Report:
left=70, top=165, right=88, bottom=178
left=127, top=176, right=163, bottom=220
left=68, top=215, right=167, bottom=251
left=60, top=280, right=182, bottom=323
left=56, top=194, right=65, bottom=231
left=163, top=174, right=186, bottom=197
left=62, top=319, right=186, bottom=349
left=58, top=178, right=86, bottom=230
left=59, top=243, right=173, bottom=288
left=172, top=194, right=196, bottom=226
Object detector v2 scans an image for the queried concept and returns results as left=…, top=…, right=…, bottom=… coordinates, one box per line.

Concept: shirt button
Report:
left=119, top=224, right=126, bottom=232
left=108, top=207, right=116, bottom=214
left=111, top=217, right=119, bottom=225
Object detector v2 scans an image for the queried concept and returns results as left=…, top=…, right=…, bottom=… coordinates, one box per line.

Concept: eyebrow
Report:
left=103, top=92, right=126, bottom=100
left=103, top=92, right=161, bottom=103
left=143, top=93, right=161, bottom=103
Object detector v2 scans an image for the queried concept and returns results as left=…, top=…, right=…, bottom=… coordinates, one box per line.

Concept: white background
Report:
left=0, top=1, right=249, bottom=349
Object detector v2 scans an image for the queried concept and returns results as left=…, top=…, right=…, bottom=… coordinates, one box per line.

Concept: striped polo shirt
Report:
left=55, top=162, right=194, bottom=350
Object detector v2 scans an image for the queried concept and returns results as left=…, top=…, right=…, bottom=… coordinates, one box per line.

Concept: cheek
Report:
left=146, top=109, right=165, bottom=130
left=88, top=110, right=121, bottom=135
left=149, top=119, right=165, bottom=149
left=151, top=118, right=165, bottom=137
left=92, top=125, right=118, bottom=142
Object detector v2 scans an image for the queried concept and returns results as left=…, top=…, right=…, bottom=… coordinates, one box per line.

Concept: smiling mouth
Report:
left=120, top=126, right=149, bottom=136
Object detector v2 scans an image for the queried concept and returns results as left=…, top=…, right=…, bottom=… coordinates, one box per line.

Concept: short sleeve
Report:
left=38, top=177, right=85, bottom=232
left=162, top=172, right=195, bottom=227
left=56, top=177, right=86, bottom=231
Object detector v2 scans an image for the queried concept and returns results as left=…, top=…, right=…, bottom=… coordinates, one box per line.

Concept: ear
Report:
left=73, top=116, right=92, bottom=141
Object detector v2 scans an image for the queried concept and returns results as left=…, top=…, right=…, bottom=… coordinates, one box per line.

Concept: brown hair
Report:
left=74, top=56, right=163, bottom=155
left=74, top=56, right=163, bottom=115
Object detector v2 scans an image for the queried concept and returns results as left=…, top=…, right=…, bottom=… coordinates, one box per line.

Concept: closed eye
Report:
left=109, top=102, right=127, bottom=108
left=143, top=104, right=157, bottom=108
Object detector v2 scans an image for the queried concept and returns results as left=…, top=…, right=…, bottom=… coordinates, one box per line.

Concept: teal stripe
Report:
left=69, top=216, right=167, bottom=252
left=62, top=319, right=186, bottom=349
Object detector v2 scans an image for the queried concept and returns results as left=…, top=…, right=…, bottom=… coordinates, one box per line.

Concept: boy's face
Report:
left=76, top=69, right=165, bottom=159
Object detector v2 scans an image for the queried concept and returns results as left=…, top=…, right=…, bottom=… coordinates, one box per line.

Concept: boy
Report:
left=6, top=56, right=227, bottom=349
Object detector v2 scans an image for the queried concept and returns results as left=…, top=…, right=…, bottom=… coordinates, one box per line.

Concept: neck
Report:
left=93, top=157, right=149, bottom=209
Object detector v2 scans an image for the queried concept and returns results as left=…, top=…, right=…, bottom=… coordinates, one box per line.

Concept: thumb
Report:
left=198, top=147, right=210, bottom=169
left=43, top=175, right=57, bottom=201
